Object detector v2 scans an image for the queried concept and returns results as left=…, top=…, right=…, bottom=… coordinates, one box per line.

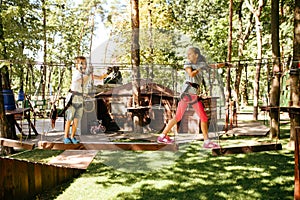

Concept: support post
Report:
left=295, top=126, right=300, bottom=200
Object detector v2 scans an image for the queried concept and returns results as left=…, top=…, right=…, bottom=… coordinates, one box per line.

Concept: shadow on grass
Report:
left=280, top=122, right=292, bottom=140
left=34, top=180, right=76, bottom=200
left=113, top=146, right=294, bottom=200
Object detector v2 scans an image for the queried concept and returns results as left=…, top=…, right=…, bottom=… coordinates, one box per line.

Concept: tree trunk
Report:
left=2, top=66, right=17, bottom=140
left=225, top=0, right=233, bottom=132
left=42, top=0, right=47, bottom=99
left=148, top=0, right=154, bottom=81
left=236, top=0, right=253, bottom=110
left=290, top=0, right=300, bottom=143
left=245, top=0, right=264, bottom=120
left=269, top=0, right=281, bottom=140
left=242, top=64, right=250, bottom=106
left=0, top=3, right=16, bottom=154
left=253, top=22, right=262, bottom=120
left=131, top=0, right=142, bottom=133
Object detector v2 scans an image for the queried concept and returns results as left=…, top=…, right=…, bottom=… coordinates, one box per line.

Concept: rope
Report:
left=43, top=65, right=66, bottom=137
left=83, top=97, right=96, bottom=113
left=1, top=57, right=296, bottom=66
left=16, top=106, right=31, bottom=143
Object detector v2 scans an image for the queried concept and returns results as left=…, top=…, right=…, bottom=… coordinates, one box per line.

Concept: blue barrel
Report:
left=17, top=89, right=25, bottom=101
left=3, top=89, right=16, bottom=111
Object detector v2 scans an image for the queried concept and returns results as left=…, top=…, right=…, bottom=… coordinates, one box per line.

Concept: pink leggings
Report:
left=175, top=94, right=208, bottom=122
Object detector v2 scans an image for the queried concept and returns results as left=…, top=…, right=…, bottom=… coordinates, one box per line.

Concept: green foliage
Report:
left=0, top=0, right=297, bottom=101
left=169, top=0, right=230, bottom=61
left=0, top=0, right=106, bottom=96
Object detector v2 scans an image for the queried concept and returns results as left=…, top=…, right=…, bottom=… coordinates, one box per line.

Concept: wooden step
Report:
left=0, top=138, right=35, bottom=150
left=212, top=142, right=282, bottom=156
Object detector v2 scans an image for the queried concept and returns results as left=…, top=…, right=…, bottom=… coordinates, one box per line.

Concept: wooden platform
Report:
left=212, top=142, right=282, bottom=156
left=48, top=150, right=98, bottom=169
left=223, top=121, right=270, bottom=136
left=38, top=141, right=178, bottom=151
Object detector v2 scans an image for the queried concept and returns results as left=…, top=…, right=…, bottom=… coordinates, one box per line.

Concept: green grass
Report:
left=8, top=149, right=63, bottom=163
left=9, top=123, right=295, bottom=200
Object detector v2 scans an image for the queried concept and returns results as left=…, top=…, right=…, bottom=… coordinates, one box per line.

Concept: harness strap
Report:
left=185, top=81, right=200, bottom=89
left=180, top=93, right=203, bottom=105
left=189, top=96, right=204, bottom=105
left=71, top=91, right=84, bottom=96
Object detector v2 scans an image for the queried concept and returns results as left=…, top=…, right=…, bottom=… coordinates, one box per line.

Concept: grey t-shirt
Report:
left=181, top=61, right=209, bottom=95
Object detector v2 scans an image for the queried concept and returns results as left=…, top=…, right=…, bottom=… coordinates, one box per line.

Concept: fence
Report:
left=0, top=157, right=84, bottom=200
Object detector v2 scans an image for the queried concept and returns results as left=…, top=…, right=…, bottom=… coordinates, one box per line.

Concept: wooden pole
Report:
left=225, top=0, right=233, bottom=132
left=42, top=0, right=47, bottom=100
left=295, top=127, right=300, bottom=200
left=131, top=0, right=142, bottom=133
left=270, top=0, right=281, bottom=140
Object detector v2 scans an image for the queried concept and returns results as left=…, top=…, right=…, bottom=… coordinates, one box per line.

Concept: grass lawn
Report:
left=9, top=122, right=295, bottom=200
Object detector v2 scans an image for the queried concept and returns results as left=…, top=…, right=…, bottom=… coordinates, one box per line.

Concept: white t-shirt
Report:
left=70, top=67, right=91, bottom=104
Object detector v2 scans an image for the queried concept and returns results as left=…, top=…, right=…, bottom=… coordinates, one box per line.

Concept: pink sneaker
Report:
left=203, top=141, right=220, bottom=149
left=157, top=134, right=174, bottom=144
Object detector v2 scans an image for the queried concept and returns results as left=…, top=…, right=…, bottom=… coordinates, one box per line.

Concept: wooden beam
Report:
left=0, top=138, right=35, bottom=150
left=212, top=143, right=282, bottom=156
left=38, top=141, right=178, bottom=151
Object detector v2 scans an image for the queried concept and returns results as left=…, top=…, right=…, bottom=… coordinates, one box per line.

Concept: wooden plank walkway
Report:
left=18, top=115, right=272, bottom=154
